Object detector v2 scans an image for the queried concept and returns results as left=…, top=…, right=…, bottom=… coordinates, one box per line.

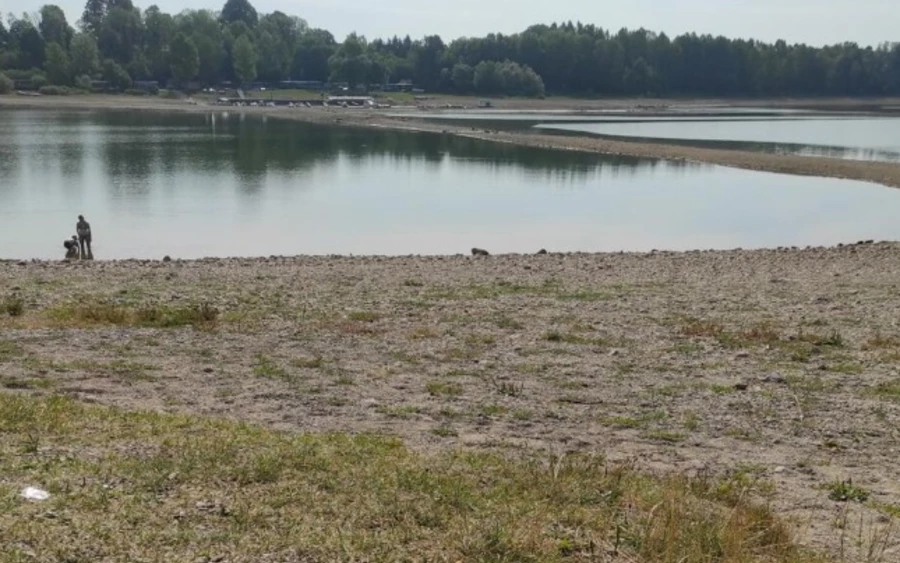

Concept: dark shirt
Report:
left=76, top=220, right=91, bottom=239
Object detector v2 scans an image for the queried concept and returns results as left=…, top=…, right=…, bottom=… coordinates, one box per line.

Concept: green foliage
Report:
left=3, top=4, right=900, bottom=98
left=220, top=0, right=259, bottom=28
left=30, top=71, right=48, bottom=89
left=39, top=5, right=74, bottom=48
left=45, top=42, right=71, bottom=85
left=0, top=72, right=12, bottom=94
left=102, top=59, right=132, bottom=91
left=169, top=32, right=200, bottom=85
left=825, top=480, right=870, bottom=503
left=74, top=74, right=93, bottom=90
left=232, top=34, right=256, bottom=86
left=70, top=34, right=100, bottom=77
left=38, top=85, right=80, bottom=95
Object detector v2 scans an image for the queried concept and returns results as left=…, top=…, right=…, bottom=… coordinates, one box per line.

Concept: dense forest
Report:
left=1, top=0, right=899, bottom=97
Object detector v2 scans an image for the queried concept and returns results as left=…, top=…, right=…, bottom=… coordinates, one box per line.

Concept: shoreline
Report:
left=3, top=94, right=900, bottom=189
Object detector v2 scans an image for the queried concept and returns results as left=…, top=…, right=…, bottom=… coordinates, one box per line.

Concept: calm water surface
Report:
left=1, top=109, right=899, bottom=259
left=537, top=117, right=900, bottom=162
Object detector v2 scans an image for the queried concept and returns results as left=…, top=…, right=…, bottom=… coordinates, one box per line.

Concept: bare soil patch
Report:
left=1, top=246, right=899, bottom=559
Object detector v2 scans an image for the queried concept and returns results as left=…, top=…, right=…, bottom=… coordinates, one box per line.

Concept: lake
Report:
left=408, top=110, right=900, bottom=162
left=2, top=108, right=900, bottom=259
left=536, top=117, right=900, bottom=162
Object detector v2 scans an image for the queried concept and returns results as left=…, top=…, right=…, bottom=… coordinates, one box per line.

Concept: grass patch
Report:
left=69, top=360, right=158, bottom=382
left=431, top=425, right=458, bottom=438
left=348, top=311, right=380, bottom=323
left=824, top=480, right=870, bottom=503
left=0, top=394, right=829, bottom=563
left=45, top=300, right=219, bottom=328
left=290, top=356, right=325, bottom=369
left=867, top=379, right=900, bottom=401
left=252, top=354, right=289, bottom=381
left=643, top=430, right=686, bottom=443
left=495, top=316, right=524, bottom=330
left=3, top=295, right=25, bottom=316
left=1, top=376, right=55, bottom=390
left=0, top=340, right=25, bottom=363
left=376, top=405, right=423, bottom=419
left=600, top=410, right=668, bottom=430
left=426, top=381, right=463, bottom=398
left=542, top=330, right=604, bottom=346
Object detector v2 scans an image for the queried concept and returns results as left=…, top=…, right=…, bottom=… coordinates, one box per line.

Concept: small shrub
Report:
left=30, top=72, right=48, bottom=90
left=825, top=480, right=870, bottom=503
left=75, top=74, right=93, bottom=91
left=0, top=72, right=13, bottom=94
left=38, top=85, right=77, bottom=96
left=3, top=296, right=25, bottom=317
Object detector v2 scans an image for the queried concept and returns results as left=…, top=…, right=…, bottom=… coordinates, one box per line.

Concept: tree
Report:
left=102, top=58, right=132, bottom=90
left=45, top=42, right=71, bottom=84
left=232, top=34, right=255, bottom=86
left=291, top=29, right=335, bottom=81
left=39, top=5, right=74, bottom=48
left=98, top=5, right=143, bottom=64
left=220, top=0, right=258, bottom=28
left=174, top=11, right=225, bottom=84
left=75, top=73, right=92, bottom=89
left=328, top=33, right=371, bottom=88
left=70, top=33, right=100, bottom=77
left=169, top=32, right=199, bottom=85
left=0, top=21, right=9, bottom=50
left=0, top=72, right=13, bottom=94
left=30, top=71, right=48, bottom=89
left=473, top=60, right=501, bottom=93
left=9, top=18, right=46, bottom=69
left=451, top=63, right=474, bottom=92
left=143, top=6, right=175, bottom=81
left=80, top=0, right=107, bottom=35
left=255, top=29, right=290, bottom=82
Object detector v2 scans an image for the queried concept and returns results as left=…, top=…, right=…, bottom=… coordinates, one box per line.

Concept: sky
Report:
left=18, top=0, right=900, bottom=47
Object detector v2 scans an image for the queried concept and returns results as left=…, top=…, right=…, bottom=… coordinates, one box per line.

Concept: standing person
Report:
left=76, top=215, right=92, bottom=259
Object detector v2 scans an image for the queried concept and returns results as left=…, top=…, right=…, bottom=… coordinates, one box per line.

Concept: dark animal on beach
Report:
left=471, top=248, right=490, bottom=256
left=64, top=236, right=80, bottom=260
left=536, top=249, right=548, bottom=255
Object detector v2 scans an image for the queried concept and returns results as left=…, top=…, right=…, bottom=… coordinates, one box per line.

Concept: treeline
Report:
left=1, top=0, right=899, bottom=97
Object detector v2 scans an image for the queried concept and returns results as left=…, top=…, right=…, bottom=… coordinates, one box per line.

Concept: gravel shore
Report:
left=2, top=245, right=900, bottom=558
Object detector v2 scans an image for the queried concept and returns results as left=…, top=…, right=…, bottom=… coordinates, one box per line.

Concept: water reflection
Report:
left=536, top=118, right=900, bottom=163
left=1, top=108, right=899, bottom=260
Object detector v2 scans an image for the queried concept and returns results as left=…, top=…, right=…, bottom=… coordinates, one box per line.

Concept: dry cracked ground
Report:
left=2, top=246, right=900, bottom=559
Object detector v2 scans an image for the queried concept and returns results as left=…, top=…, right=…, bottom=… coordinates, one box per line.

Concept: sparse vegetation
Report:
left=426, top=381, right=463, bottom=398
left=825, top=480, right=871, bottom=503
left=348, top=311, right=381, bottom=323
left=43, top=300, right=219, bottom=328
left=252, top=354, right=289, bottom=380
left=0, top=394, right=830, bottom=563
left=3, top=295, right=25, bottom=317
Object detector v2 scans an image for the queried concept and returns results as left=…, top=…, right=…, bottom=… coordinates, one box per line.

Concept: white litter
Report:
left=20, top=487, right=50, bottom=501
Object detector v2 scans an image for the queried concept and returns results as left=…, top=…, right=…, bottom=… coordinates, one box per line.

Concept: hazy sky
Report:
left=19, top=0, right=900, bottom=47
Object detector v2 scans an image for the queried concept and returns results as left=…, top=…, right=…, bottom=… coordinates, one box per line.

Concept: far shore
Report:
left=3, top=93, right=900, bottom=188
